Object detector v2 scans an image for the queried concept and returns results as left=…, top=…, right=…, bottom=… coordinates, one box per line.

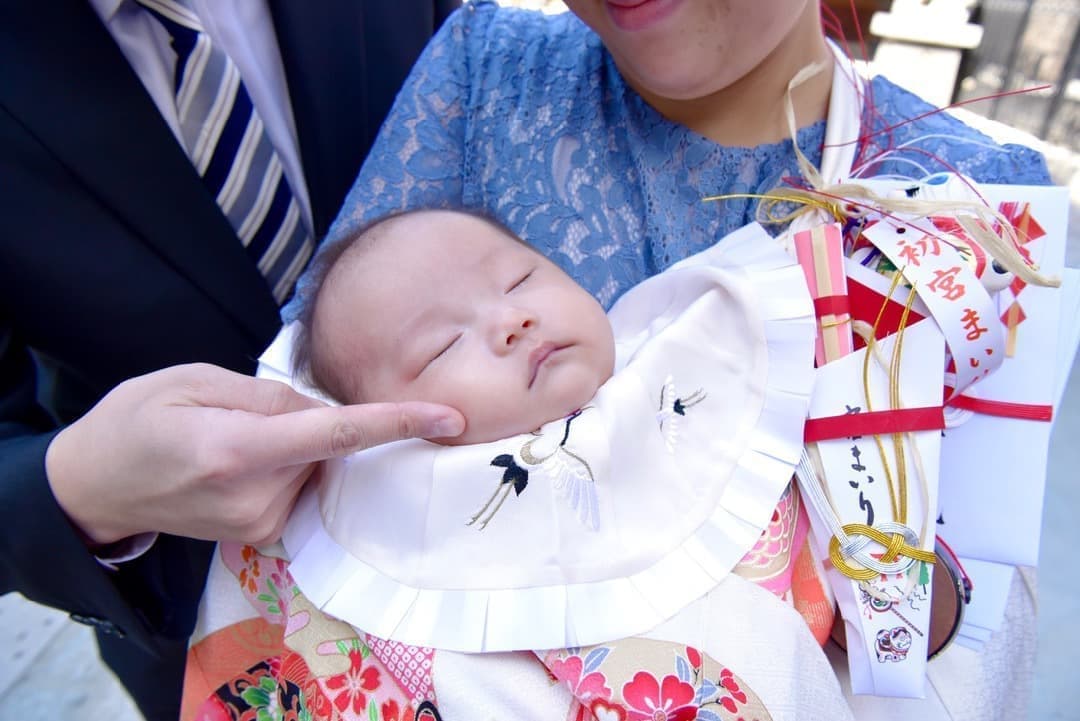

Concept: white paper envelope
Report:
left=936, top=185, right=1070, bottom=565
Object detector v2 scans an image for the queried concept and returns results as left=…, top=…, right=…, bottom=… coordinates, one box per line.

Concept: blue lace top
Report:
left=289, top=0, right=1049, bottom=316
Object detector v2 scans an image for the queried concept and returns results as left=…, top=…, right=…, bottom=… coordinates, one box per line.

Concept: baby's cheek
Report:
left=551, top=367, right=603, bottom=418
left=424, top=378, right=493, bottom=432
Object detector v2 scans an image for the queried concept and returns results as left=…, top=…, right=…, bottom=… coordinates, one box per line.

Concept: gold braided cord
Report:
left=861, top=271, right=905, bottom=519
left=909, top=429, right=936, bottom=563
left=838, top=275, right=937, bottom=581
left=829, top=523, right=937, bottom=581
left=889, top=286, right=919, bottom=524
left=820, top=317, right=852, bottom=330
left=700, top=191, right=846, bottom=228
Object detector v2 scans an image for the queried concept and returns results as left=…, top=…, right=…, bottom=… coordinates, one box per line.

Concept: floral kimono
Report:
left=182, top=226, right=849, bottom=721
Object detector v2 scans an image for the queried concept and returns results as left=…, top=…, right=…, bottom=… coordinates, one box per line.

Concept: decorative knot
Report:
left=828, top=521, right=937, bottom=581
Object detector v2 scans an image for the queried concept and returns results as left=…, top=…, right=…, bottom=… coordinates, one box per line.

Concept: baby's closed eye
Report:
left=506, top=270, right=533, bottom=293
left=423, top=333, right=462, bottom=371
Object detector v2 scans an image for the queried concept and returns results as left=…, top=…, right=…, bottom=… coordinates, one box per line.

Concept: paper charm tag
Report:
left=794, top=222, right=853, bottom=365
left=859, top=218, right=1004, bottom=398
left=805, top=320, right=945, bottom=697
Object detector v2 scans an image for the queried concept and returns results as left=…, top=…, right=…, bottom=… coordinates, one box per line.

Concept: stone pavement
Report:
left=0, top=592, right=141, bottom=720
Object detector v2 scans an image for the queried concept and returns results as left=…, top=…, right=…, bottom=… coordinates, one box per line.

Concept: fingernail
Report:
left=432, top=415, right=465, bottom=438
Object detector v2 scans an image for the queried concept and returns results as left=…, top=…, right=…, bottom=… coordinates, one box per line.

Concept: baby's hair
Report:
left=292, top=207, right=527, bottom=404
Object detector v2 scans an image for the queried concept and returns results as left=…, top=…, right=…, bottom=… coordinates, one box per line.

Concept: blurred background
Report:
left=2, top=1, right=1077, bottom=719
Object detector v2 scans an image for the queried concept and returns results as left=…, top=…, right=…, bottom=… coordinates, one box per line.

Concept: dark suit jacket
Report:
left=0, top=0, right=458, bottom=664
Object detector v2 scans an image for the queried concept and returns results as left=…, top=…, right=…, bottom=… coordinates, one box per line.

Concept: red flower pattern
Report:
left=622, top=672, right=698, bottom=721
left=302, top=677, right=333, bottom=720
left=685, top=646, right=701, bottom=671
left=324, top=648, right=381, bottom=715
left=717, top=667, right=748, bottom=714
left=381, top=699, right=414, bottom=721
left=550, top=654, right=613, bottom=704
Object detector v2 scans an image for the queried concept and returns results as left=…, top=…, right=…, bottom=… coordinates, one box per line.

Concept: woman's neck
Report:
left=633, top=11, right=834, bottom=147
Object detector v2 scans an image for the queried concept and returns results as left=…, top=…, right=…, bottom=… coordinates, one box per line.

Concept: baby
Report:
left=293, top=208, right=616, bottom=445
left=256, top=210, right=815, bottom=656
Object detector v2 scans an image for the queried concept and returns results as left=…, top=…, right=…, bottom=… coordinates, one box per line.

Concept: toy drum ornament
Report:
left=926, top=538, right=971, bottom=658
left=830, top=537, right=971, bottom=660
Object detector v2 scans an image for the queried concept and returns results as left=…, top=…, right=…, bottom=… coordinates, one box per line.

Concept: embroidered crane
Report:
left=656, top=375, right=706, bottom=453
left=468, top=408, right=598, bottom=531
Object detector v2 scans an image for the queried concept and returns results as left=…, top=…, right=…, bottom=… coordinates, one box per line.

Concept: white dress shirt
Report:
left=89, top=0, right=314, bottom=236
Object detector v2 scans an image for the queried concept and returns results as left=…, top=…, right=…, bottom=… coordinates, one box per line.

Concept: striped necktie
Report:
left=136, top=0, right=312, bottom=304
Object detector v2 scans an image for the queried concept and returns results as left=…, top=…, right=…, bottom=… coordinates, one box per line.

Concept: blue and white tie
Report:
left=137, top=0, right=312, bottom=303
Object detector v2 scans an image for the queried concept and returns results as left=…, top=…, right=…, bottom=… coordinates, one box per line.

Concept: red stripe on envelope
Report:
left=804, top=406, right=945, bottom=442
left=946, top=394, right=1053, bottom=421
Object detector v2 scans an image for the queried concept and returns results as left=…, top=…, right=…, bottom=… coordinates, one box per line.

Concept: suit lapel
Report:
left=0, top=0, right=280, bottom=345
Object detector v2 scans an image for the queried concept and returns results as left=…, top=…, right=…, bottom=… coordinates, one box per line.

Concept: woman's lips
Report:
left=605, top=0, right=681, bottom=32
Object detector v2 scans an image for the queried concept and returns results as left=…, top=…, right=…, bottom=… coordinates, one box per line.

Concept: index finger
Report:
left=167, top=363, right=328, bottom=415
left=235, top=401, right=466, bottom=467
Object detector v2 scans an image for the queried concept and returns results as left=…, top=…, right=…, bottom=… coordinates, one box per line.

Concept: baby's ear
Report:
left=289, top=320, right=348, bottom=407
left=290, top=322, right=312, bottom=380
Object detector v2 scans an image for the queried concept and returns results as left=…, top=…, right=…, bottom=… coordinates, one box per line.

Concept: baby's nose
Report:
left=492, top=308, right=535, bottom=352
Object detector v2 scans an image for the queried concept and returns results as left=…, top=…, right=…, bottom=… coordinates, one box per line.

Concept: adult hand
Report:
left=45, top=363, right=465, bottom=547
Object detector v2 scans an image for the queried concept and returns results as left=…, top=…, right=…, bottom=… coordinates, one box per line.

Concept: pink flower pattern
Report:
left=622, top=672, right=699, bottom=721
left=324, top=646, right=381, bottom=716
left=550, top=654, right=613, bottom=705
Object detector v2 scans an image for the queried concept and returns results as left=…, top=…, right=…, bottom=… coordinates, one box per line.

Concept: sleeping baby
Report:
left=292, top=208, right=616, bottom=445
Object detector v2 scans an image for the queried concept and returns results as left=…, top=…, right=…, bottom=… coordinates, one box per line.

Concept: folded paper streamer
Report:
left=795, top=222, right=854, bottom=365
left=860, top=216, right=1006, bottom=399
left=262, top=223, right=816, bottom=652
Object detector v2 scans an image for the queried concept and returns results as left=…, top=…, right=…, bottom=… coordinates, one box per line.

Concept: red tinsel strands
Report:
left=833, top=84, right=1055, bottom=157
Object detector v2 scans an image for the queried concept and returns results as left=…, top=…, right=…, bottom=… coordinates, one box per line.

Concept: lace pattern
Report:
left=286, top=1, right=1049, bottom=321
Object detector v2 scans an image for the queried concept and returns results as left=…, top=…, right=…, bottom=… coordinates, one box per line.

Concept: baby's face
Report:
left=313, top=211, right=615, bottom=445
